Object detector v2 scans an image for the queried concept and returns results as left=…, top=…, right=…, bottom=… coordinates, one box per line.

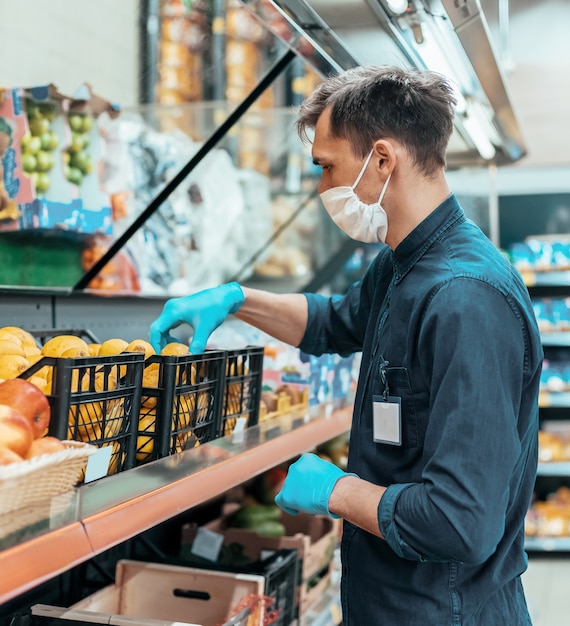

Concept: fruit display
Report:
left=19, top=97, right=60, bottom=195
left=137, top=341, right=207, bottom=463
left=63, top=112, right=95, bottom=188
left=526, top=487, right=570, bottom=537
left=0, top=375, right=64, bottom=463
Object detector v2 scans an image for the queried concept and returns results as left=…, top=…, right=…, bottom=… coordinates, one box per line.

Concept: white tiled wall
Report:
left=0, top=0, right=140, bottom=107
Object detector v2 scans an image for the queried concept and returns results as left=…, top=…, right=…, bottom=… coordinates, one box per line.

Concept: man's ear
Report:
left=372, top=139, right=397, bottom=175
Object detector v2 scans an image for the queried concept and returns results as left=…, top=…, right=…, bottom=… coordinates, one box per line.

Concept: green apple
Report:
left=23, top=136, right=42, bottom=155
left=40, top=131, right=59, bottom=151
left=69, top=151, right=93, bottom=175
left=68, top=114, right=85, bottom=133
left=81, top=115, right=94, bottom=133
left=38, top=102, right=56, bottom=121
left=20, top=133, right=32, bottom=150
left=63, top=151, right=70, bottom=164
left=66, top=167, right=83, bottom=186
left=35, top=173, right=50, bottom=194
left=69, top=133, right=89, bottom=153
left=21, top=153, right=37, bottom=173
left=25, top=99, right=39, bottom=119
left=35, top=150, right=54, bottom=172
left=28, top=117, right=50, bottom=137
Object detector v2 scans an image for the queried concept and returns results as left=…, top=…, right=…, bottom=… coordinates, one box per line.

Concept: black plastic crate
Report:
left=253, top=549, right=298, bottom=626
left=221, top=347, right=264, bottom=437
left=171, top=548, right=298, bottom=626
left=20, top=352, right=145, bottom=475
left=29, top=328, right=100, bottom=346
left=136, top=350, right=226, bottom=465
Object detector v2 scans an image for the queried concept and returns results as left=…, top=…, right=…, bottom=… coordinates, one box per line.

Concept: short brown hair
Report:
left=297, top=65, right=457, bottom=175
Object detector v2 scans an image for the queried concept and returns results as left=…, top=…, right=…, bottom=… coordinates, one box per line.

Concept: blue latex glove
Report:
left=275, top=453, right=357, bottom=518
left=149, top=282, right=245, bottom=354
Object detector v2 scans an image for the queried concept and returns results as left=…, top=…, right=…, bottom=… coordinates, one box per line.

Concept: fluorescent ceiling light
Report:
left=385, top=0, right=409, bottom=15
left=462, top=114, right=496, bottom=160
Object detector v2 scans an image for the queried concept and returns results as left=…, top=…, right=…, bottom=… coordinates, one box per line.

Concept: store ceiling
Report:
left=481, top=0, right=570, bottom=169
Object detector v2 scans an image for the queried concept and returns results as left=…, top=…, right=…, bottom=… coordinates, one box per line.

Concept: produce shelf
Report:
left=540, top=332, right=570, bottom=347
left=0, top=405, right=353, bottom=605
left=522, top=270, right=570, bottom=288
left=525, top=537, right=570, bottom=552
left=538, top=391, right=570, bottom=408
left=537, top=462, right=570, bottom=476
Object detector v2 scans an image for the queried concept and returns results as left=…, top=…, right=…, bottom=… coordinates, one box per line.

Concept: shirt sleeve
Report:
left=298, top=246, right=392, bottom=357
left=378, top=277, right=533, bottom=564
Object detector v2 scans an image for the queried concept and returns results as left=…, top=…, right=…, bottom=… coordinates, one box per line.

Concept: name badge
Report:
left=373, top=395, right=402, bottom=446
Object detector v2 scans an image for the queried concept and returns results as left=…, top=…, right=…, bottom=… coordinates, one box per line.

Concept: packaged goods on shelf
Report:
left=0, top=84, right=117, bottom=235
left=32, top=558, right=269, bottom=626
left=540, top=359, right=570, bottom=393
left=538, top=424, right=570, bottom=462
left=509, top=236, right=570, bottom=272
left=100, top=113, right=271, bottom=295
left=81, top=234, right=140, bottom=292
left=525, top=487, right=570, bottom=538
left=533, top=298, right=570, bottom=333
left=209, top=318, right=359, bottom=413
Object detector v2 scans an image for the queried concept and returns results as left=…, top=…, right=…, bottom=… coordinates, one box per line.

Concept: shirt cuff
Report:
left=378, top=482, right=426, bottom=561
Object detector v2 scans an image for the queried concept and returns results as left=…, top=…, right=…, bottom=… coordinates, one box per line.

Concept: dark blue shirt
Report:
left=299, top=195, right=542, bottom=625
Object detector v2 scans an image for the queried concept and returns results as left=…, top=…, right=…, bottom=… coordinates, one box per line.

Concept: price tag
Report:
left=232, top=417, right=248, bottom=444
left=84, top=445, right=113, bottom=483
left=191, top=527, right=224, bottom=562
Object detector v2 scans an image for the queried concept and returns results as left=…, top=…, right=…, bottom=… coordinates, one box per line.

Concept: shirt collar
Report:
left=392, top=193, right=465, bottom=282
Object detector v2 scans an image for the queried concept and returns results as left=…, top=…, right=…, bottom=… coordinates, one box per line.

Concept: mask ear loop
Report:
left=351, top=149, right=375, bottom=190
left=378, top=172, right=392, bottom=204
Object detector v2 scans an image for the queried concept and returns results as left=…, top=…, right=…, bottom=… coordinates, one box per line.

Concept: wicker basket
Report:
left=0, top=441, right=96, bottom=539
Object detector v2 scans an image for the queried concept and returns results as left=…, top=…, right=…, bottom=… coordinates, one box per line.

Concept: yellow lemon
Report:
left=23, top=343, right=41, bottom=357
left=0, top=355, right=31, bottom=379
left=160, top=342, right=190, bottom=356
left=26, top=353, right=50, bottom=379
left=98, top=338, right=128, bottom=356
left=125, top=339, right=155, bottom=360
left=0, top=329, right=24, bottom=346
left=88, top=343, right=100, bottom=356
left=0, top=339, right=26, bottom=357
left=41, top=335, right=89, bottom=357
left=0, top=326, right=37, bottom=348
left=29, top=376, right=51, bottom=394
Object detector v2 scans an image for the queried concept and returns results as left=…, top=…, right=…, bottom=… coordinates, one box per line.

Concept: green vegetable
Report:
left=250, top=520, right=286, bottom=537
left=231, top=504, right=282, bottom=528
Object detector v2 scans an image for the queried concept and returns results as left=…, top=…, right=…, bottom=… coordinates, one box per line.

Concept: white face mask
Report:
left=319, top=149, right=392, bottom=243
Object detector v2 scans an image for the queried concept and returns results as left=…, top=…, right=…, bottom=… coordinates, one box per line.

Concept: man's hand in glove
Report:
left=275, top=453, right=357, bottom=518
left=149, top=282, right=244, bottom=354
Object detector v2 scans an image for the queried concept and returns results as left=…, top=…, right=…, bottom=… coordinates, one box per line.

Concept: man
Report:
left=150, top=66, right=542, bottom=625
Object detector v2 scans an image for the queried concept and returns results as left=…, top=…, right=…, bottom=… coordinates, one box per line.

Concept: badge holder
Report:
left=373, top=357, right=402, bottom=446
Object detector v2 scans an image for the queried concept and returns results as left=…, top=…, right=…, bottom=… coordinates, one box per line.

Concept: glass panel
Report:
left=0, top=0, right=353, bottom=295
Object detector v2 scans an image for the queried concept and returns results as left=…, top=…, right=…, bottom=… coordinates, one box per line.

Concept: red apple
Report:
left=0, top=378, right=51, bottom=438
left=0, top=405, right=33, bottom=457
left=0, top=447, right=23, bottom=465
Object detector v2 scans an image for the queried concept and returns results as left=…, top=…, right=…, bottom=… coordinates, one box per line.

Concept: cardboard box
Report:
left=32, top=559, right=265, bottom=626
left=182, top=512, right=340, bottom=616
